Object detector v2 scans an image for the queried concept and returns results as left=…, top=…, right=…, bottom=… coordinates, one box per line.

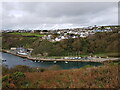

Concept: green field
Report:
left=8, top=32, right=44, bottom=37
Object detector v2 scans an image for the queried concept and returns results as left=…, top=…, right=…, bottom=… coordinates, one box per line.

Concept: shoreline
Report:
left=1, top=49, right=119, bottom=63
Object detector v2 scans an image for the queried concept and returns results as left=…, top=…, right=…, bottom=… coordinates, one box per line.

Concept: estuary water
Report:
left=1, top=52, right=102, bottom=69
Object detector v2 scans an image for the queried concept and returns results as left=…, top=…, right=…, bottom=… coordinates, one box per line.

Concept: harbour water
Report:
left=1, top=52, right=102, bottom=69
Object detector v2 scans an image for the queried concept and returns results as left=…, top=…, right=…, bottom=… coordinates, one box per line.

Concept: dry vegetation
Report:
left=2, top=62, right=119, bottom=88
left=24, top=63, right=119, bottom=88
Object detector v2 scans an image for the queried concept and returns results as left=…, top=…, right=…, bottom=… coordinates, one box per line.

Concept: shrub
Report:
left=10, top=72, right=26, bottom=87
left=82, top=65, right=93, bottom=69
left=2, top=75, right=9, bottom=82
left=40, top=68, right=45, bottom=72
left=2, top=72, right=27, bottom=88
left=10, top=65, right=32, bottom=73
left=2, top=65, right=9, bottom=75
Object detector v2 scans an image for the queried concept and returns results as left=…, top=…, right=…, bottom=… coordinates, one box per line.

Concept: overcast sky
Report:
left=2, top=2, right=118, bottom=30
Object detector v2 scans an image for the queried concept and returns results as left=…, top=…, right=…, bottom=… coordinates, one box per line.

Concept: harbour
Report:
left=1, top=52, right=103, bottom=69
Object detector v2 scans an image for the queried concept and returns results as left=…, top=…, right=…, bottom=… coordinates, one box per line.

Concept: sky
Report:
left=1, top=2, right=118, bottom=30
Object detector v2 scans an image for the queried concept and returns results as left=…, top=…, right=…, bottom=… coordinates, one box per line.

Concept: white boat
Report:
left=65, top=61, right=68, bottom=63
left=17, top=52, right=27, bottom=55
left=54, top=61, right=57, bottom=63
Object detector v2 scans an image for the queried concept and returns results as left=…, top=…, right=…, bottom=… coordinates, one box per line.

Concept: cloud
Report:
left=2, top=2, right=118, bottom=30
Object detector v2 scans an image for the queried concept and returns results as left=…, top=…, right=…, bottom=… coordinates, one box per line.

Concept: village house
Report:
left=10, top=47, right=17, bottom=51
left=55, top=37, right=61, bottom=41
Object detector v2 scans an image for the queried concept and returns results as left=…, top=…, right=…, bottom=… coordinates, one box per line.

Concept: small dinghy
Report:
left=2, top=59, right=7, bottom=62
left=34, top=60, right=37, bottom=62
left=65, top=61, right=68, bottom=63
left=54, top=61, right=57, bottom=63
left=23, top=59, right=26, bottom=61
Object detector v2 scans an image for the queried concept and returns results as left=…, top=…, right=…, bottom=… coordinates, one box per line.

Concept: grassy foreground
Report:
left=2, top=62, right=119, bottom=88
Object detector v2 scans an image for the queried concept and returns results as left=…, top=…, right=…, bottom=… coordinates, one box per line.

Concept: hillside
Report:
left=2, top=62, right=119, bottom=88
left=2, top=32, right=120, bottom=57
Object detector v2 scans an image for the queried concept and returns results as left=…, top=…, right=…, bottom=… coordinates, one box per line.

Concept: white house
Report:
left=80, top=32, right=86, bottom=38
left=72, top=36, right=78, bottom=39
left=55, top=37, right=61, bottom=41
left=10, top=47, right=17, bottom=50
left=61, top=36, right=66, bottom=39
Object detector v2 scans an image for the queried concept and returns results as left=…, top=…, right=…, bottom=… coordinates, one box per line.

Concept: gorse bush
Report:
left=2, top=72, right=28, bottom=88
left=11, top=72, right=25, bottom=79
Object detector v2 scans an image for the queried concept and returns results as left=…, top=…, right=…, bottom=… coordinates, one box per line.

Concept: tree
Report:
left=72, top=39, right=82, bottom=51
left=32, top=40, right=54, bottom=56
